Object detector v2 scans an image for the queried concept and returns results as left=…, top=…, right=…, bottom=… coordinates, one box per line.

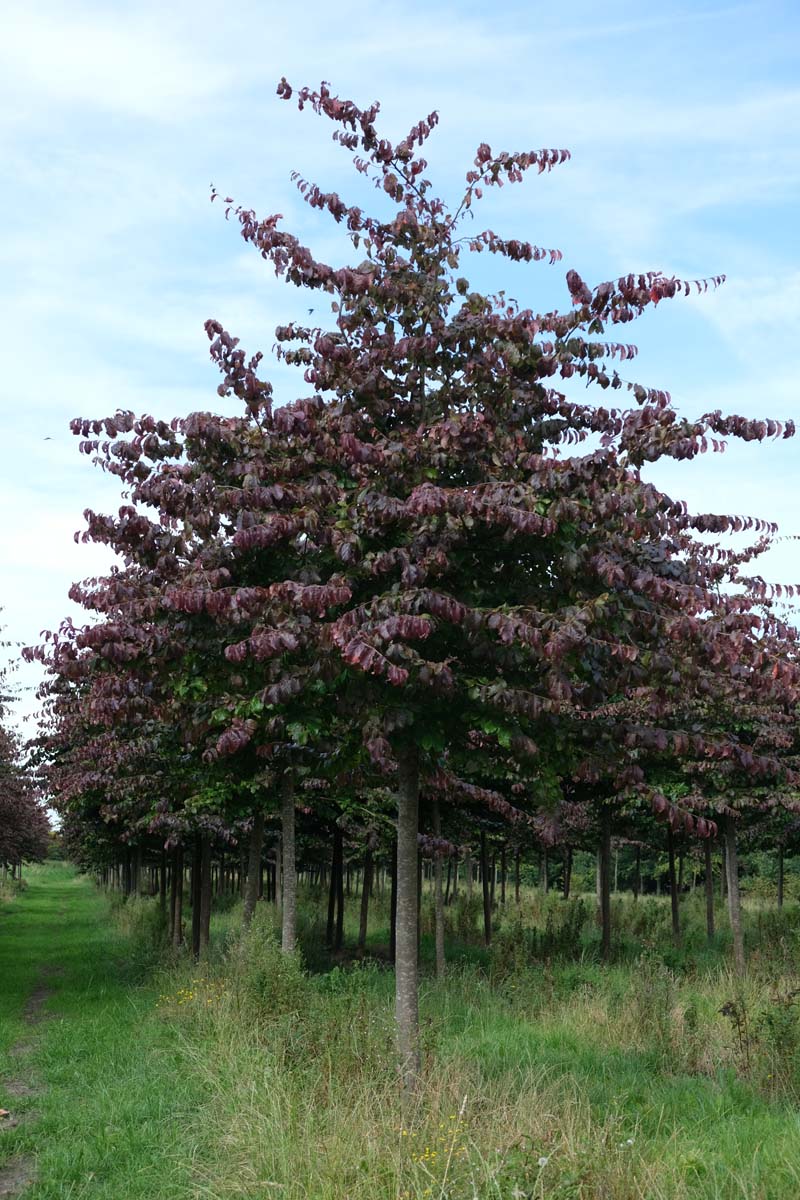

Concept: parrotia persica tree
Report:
left=0, top=724, right=49, bottom=873
left=34, top=80, right=799, bottom=1091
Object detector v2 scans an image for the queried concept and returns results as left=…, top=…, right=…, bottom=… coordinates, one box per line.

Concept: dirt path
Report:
left=0, top=970, right=59, bottom=1196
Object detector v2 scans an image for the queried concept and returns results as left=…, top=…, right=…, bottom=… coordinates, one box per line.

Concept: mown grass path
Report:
left=0, top=863, right=205, bottom=1199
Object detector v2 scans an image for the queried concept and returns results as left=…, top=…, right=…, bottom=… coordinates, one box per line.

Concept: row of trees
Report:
left=28, top=80, right=800, bottom=1091
left=0, top=664, right=49, bottom=876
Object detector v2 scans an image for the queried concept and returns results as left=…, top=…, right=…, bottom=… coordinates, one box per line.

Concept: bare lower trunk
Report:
left=395, top=745, right=421, bottom=1093
left=191, top=837, right=202, bottom=958
left=480, top=829, right=492, bottom=946
left=159, top=848, right=167, bottom=915
left=599, top=808, right=612, bottom=960
left=515, top=847, right=522, bottom=903
left=170, top=846, right=183, bottom=948
left=358, top=841, right=374, bottom=953
left=633, top=846, right=641, bottom=901
left=704, top=835, right=715, bottom=942
left=243, top=811, right=264, bottom=927
left=667, top=827, right=681, bottom=945
left=500, top=844, right=507, bottom=905
left=466, top=851, right=474, bottom=897
left=432, top=797, right=446, bottom=980
left=563, top=846, right=572, bottom=900
left=724, top=814, right=745, bottom=974
left=198, top=833, right=212, bottom=957
left=281, top=772, right=296, bottom=954
left=389, top=837, right=398, bottom=963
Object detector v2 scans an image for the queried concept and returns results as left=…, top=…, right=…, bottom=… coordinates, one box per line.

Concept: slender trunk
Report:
left=677, top=850, right=684, bottom=894
left=613, top=847, right=619, bottom=894
left=540, top=849, right=549, bottom=894
left=704, top=836, right=715, bottom=942
left=480, top=829, right=492, bottom=946
left=452, top=859, right=459, bottom=900
left=667, top=827, right=680, bottom=945
left=170, top=846, right=183, bottom=948
left=243, top=811, right=264, bottom=927
left=395, top=745, right=420, bottom=1092
left=599, top=808, right=612, bottom=960
left=515, top=847, right=522, bottom=903
left=335, top=827, right=345, bottom=952
left=199, top=833, right=212, bottom=957
left=724, top=814, right=745, bottom=974
left=432, top=797, right=446, bottom=980
left=191, top=836, right=202, bottom=959
left=326, top=826, right=341, bottom=948
left=133, top=845, right=142, bottom=896
left=720, top=841, right=727, bottom=900
left=633, top=846, right=641, bottom=901
left=159, top=848, right=167, bottom=916
left=443, top=858, right=452, bottom=907
left=778, top=845, right=784, bottom=910
left=281, top=772, right=296, bottom=954
left=500, top=844, right=507, bottom=906
left=274, top=837, right=283, bottom=910
left=358, top=842, right=374, bottom=953
left=389, top=837, right=398, bottom=963
left=466, top=851, right=474, bottom=897
left=562, top=846, right=572, bottom=900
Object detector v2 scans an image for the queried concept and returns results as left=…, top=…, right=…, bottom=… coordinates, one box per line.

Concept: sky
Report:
left=1, top=0, right=798, bottom=732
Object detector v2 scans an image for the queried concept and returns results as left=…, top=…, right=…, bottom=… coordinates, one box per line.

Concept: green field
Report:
left=3, top=864, right=800, bottom=1198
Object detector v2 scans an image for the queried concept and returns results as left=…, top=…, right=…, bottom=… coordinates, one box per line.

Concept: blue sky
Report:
left=1, top=0, right=798, bottom=728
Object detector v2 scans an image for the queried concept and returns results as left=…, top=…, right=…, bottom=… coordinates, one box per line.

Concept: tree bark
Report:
left=480, top=829, right=492, bottom=946
left=443, top=857, right=452, bottom=907
left=633, top=846, right=641, bottom=901
left=599, top=808, right=612, bottom=961
left=724, top=814, right=745, bottom=974
left=191, top=836, right=202, bottom=959
left=432, top=797, right=446, bottom=980
left=159, top=849, right=167, bottom=915
left=335, top=827, right=345, bottom=952
left=667, top=827, right=680, bottom=945
left=515, top=847, right=522, bottom=903
left=281, top=772, right=296, bottom=954
left=170, top=846, right=183, bottom=948
left=358, top=841, right=374, bottom=953
left=704, top=835, right=715, bottom=942
left=500, top=843, right=507, bottom=906
left=389, top=836, right=398, bottom=963
left=395, top=746, right=421, bottom=1092
left=243, top=811, right=264, bottom=927
left=562, top=846, right=572, bottom=900
left=198, top=833, right=212, bottom=957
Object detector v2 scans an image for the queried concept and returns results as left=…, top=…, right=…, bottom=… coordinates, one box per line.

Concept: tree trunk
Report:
left=358, top=842, right=374, bottom=953
left=562, top=846, right=572, bottom=900
left=432, top=797, right=446, bottom=980
left=389, top=836, right=398, bottom=963
left=326, top=825, right=342, bottom=948
left=667, top=827, right=680, bottom=945
left=395, top=746, right=421, bottom=1092
left=480, top=829, right=492, bottom=946
left=191, top=836, right=202, bottom=959
left=335, top=827, right=345, bottom=952
left=243, top=811, right=264, bottom=927
left=539, top=849, right=549, bottom=894
left=443, top=858, right=452, bottom=907
left=515, top=847, right=522, bottom=903
left=500, top=843, right=507, bottom=906
left=170, top=846, right=183, bottom=948
left=677, top=850, right=684, bottom=894
left=724, top=814, right=745, bottom=974
left=159, top=848, right=167, bottom=915
left=704, top=835, right=715, bottom=942
left=466, top=851, right=474, bottom=897
left=778, top=845, right=784, bottom=910
left=281, top=772, right=296, bottom=954
left=599, top=808, right=612, bottom=960
left=633, top=846, right=641, bottom=901
left=720, top=840, right=727, bottom=900
left=198, top=833, right=212, bottom=957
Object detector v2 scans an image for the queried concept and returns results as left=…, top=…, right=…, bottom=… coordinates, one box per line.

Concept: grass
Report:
left=5, top=865, right=800, bottom=1197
